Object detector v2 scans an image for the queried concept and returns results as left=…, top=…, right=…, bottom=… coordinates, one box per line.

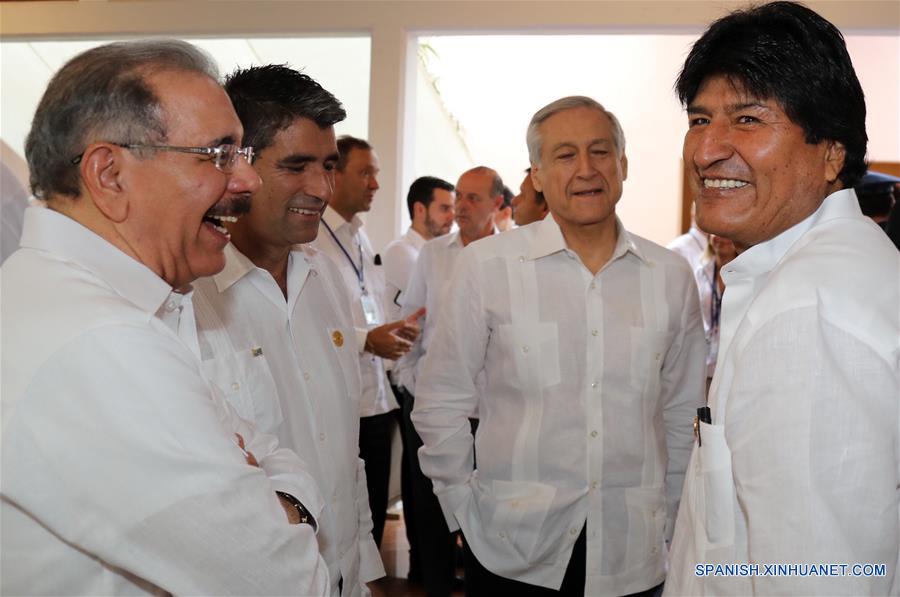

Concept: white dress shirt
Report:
left=667, top=226, right=708, bottom=274
left=192, top=243, right=385, bottom=596
left=693, top=256, right=719, bottom=379
left=382, top=226, right=428, bottom=322
left=312, top=206, right=396, bottom=416
left=666, top=189, right=900, bottom=596
left=412, top=216, right=706, bottom=595
left=1, top=207, right=329, bottom=596
left=393, top=231, right=464, bottom=393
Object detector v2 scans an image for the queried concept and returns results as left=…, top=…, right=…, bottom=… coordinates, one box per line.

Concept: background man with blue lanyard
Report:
left=313, top=135, right=422, bottom=549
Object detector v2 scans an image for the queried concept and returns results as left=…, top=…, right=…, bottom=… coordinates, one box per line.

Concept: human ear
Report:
left=823, top=141, right=846, bottom=185
left=80, top=143, right=129, bottom=223
left=530, top=166, right=544, bottom=193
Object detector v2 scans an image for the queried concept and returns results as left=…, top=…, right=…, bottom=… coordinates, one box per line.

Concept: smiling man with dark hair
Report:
left=665, top=3, right=899, bottom=595
left=192, top=64, right=386, bottom=596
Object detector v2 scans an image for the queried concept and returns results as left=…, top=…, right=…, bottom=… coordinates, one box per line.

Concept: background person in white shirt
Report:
left=665, top=2, right=899, bottom=595
left=1, top=40, right=329, bottom=595
left=511, top=167, right=549, bottom=227
left=192, top=64, right=385, bottom=597
left=312, top=135, right=422, bottom=548
left=381, top=174, right=455, bottom=582
left=395, top=165, right=503, bottom=597
left=412, top=97, right=706, bottom=597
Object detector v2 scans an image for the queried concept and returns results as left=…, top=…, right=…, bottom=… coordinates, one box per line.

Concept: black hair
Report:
left=406, top=176, right=455, bottom=219
left=336, top=135, right=372, bottom=172
left=676, top=1, right=867, bottom=187
left=225, top=64, right=346, bottom=153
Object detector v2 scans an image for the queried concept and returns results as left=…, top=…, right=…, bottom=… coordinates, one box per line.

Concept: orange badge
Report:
left=332, top=330, right=344, bottom=347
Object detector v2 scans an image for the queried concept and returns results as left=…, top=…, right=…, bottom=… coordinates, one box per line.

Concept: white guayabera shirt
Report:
left=382, top=226, right=428, bottom=323
left=0, top=207, right=329, bottom=596
left=412, top=215, right=706, bottom=595
left=394, top=230, right=465, bottom=394
left=192, top=243, right=384, bottom=596
left=665, top=189, right=900, bottom=597
left=312, top=206, right=396, bottom=417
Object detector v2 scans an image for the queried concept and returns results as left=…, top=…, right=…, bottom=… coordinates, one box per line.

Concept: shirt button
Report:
left=166, top=300, right=176, bottom=311
left=521, top=345, right=529, bottom=354
left=591, top=329, right=598, bottom=337
left=591, top=481, right=598, bottom=490
left=590, top=430, right=598, bottom=438
left=590, top=381, right=598, bottom=389
left=651, top=545, right=659, bottom=555
left=570, top=528, right=578, bottom=536
left=499, top=531, right=506, bottom=539
left=518, top=256, right=525, bottom=263
left=589, top=282, right=596, bottom=290
left=319, top=433, right=326, bottom=442
left=231, top=382, right=240, bottom=391
left=311, top=269, right=318, bottom=277
left=303, top=372, right=311, bottom=381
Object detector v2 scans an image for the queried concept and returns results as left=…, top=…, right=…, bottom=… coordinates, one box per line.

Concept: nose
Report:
left=369, top=174, right=379, bottom=191
left=688, top=120, right=733, bottom=170
left=311, top=166, right=334, bottom=202
left=228, top=153, right=261, bottom=194
left=576, top=150, right=597, bottom=178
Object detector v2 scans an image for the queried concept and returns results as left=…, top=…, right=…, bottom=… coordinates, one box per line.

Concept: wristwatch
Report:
left=276, top=491, right=317, bottom=530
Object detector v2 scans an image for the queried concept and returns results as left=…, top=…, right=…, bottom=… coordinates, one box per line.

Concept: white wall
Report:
left=1, top=0, right=898, bottom=250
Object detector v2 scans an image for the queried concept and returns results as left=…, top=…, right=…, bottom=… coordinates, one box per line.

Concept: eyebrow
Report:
left=549, top=138, right=612, bottom=152
left=277, top=152, right=339, bottom=167
left=687, top=101, right=770, bottom=115
left=207, top=135, right=237, bottom=147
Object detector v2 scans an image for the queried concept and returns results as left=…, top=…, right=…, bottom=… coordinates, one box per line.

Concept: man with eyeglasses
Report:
left=1, top=40, right=329, bottom=595
left=192, top=64, right=387, bottom=597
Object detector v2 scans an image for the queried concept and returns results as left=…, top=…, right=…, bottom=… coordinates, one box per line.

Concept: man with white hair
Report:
left=412, top=96, right=706, bottom=596
left=1, top=40, right=328, bottom=595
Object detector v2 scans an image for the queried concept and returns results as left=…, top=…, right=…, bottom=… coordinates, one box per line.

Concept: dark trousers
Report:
left=402, top=391, right=457, bottom=596
left=359, top=411, right=396, bottom=547
left=391, top=381, right=421, bottom=579
left=462, top=526, right=663, bottom=597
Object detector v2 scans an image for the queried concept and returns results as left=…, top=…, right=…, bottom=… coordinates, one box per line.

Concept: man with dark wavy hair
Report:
left=665, top=3, right=899, bottom=595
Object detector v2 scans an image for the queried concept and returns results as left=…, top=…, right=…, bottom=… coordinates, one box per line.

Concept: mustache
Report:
left=205, top=193, right=252, bottom=218
left=288, top=195, right=327, bottom=213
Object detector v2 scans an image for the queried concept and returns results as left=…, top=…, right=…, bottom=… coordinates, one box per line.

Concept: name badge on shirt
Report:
left=360, top=292, right=380, bottom=326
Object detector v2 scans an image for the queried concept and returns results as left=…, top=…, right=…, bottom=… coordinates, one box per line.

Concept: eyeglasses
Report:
left=71, top=143, right=255, bottom=173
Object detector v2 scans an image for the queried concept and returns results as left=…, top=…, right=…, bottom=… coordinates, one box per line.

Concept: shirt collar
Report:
left=723, top=188, right=859, bottom=283
left=18, top=205, right=172, bottom=314
left=405, top=227, right=428, bottom=250
left=322, top=205, right=362, bottom=236
left=528, top=214, right=646, bottom=263
left=212, top=242, right=256, bottom=292
left=212, top=242, right=313, bottom=294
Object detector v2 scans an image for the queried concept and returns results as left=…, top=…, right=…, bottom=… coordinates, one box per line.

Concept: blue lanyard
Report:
left=322, top=219, right=365, bottom=290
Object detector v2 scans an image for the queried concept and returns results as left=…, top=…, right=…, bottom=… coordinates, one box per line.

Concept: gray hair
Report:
left=25, top=39, right=219, bottom=200
left=526, top=96, right=626, bottom=165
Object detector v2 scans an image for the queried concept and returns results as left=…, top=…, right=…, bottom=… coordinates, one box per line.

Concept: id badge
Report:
left=360, top=292, right=380, bottom=326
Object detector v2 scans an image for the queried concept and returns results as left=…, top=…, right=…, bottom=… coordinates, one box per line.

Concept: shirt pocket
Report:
left=629, top=327, right=673, bottom=395
left=698, top=421, right=735, bottom=548
left=495, top=322, right=561, bottom=391
left=477, top=478, right=557, bottom=563
left=201, top=348, right=283, bottom=435
left=624, top=485, right=666, bottom=567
